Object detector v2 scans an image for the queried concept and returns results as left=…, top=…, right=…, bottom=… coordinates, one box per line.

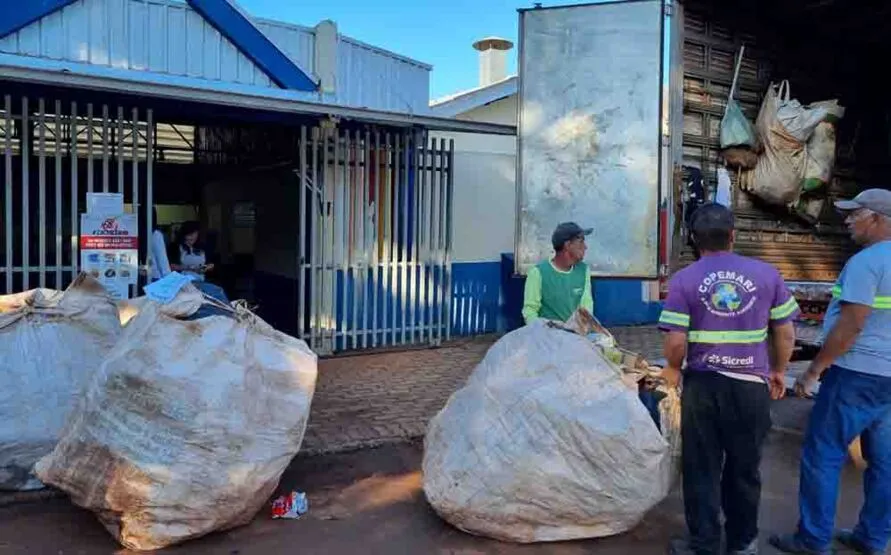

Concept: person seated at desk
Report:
left=169, top=221, right=229, bottom=304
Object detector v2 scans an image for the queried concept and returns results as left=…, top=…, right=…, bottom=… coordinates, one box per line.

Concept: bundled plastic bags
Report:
left=35, top=285, right=318, bottom=551
left=423, top=312, right=680, bottom=543
left=719, top=45, right=757, bottom=150
left=720, top=98, right=757, bottom=149
left=0, top=274, right=120, bottom=491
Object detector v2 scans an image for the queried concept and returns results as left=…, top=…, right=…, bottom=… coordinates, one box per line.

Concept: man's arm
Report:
left=767, top=274, right=800, bottom=398
left=658, top=275, right=691, bottom=387
left=796, top=258, right=876, bottom=396
left=663, top=330, right=687, bottom=371
left=580, top=271, right=594, bottom=314
left=522, top=266, right=543, bottom=324
left=769, top=321, right=796, bottom=373
left=768, top=321, right=795, bottom=399
left=811, top=302, right=871, bottom=374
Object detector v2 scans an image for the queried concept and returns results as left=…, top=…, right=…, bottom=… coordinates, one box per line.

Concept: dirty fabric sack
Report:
left=722, top=146, right=759, bottom=171
left=801, top=100, right=845, bottom=192
left=742, top=81, right=808, bottom=207
left=423, top=317, right=679, bottom=543
left=35, top=285, right=318, bottom=551
left=0, top=274, right=120, bottom=491
left=742, top=81, right=827, bottom=207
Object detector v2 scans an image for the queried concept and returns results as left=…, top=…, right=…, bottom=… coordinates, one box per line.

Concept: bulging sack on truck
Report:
left=801, top=100, right=845, bottom=193
left=743, top=81, right=842, bottom=210
left=422, top=314, right=680, bottom=543
left=742, top=81, right=809, bottom=207
left=795, top=195, right=827, bottom=224
left=0, top=274, right=120, bottom=491
left=722, top=146, right=759, bottom=171
left=35, top=285, right=318, bottom=551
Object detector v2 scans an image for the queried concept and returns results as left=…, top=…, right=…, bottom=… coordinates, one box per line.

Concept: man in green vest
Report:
left=522, top=222, right=594, bottom=324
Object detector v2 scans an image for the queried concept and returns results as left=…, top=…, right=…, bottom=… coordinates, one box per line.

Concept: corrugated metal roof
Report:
left=255, top=16, right=432, bottom=71
left=254, top=19, right=316, bottom=78
left=187, top=0, right=317, bottom=90
left=335, top=37, right=431, bottom=114
left=0, top=0, right=434, bottom=114
left=430, top=76, right=517, bottom=117
left=254, top=17, right=432, bottom=114
left=0, top=53, right=516, bottom=135
left=0, top=0, right=276, bottom=87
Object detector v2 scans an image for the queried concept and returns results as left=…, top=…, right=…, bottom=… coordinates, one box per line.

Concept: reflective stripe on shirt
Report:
left=832, top=285, right=891, bottom=309
left=659, top=310, right=690, bottom=328
left=770, top=296, right=799, bottom=320
left=688, top=328, right=768, bottom=344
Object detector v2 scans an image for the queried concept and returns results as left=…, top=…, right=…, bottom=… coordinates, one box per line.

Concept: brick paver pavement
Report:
left=2, top=324, right=817, bottom=507
left=302, top=326, right=663, bottom=454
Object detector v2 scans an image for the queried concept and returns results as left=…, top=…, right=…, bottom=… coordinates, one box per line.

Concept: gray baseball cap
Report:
left=835, top=189, right=891, bottom=217
left=551, top=222, right=592, bottom=250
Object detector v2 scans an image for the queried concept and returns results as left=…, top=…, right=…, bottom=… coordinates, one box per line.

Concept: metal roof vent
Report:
left=472, top=37, right=514, bottom=87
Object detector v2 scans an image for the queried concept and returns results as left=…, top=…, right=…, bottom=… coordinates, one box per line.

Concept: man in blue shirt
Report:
left=772, top=189, right=891, bottom=555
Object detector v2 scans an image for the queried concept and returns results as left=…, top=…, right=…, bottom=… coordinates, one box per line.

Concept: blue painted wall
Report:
left=452, top=261, right=501, bottom=335
left=593, top=279, right=663, bottom=327
left=323, top=261, right=502, bottom=350
left=254, top=255, right=659, bottom=350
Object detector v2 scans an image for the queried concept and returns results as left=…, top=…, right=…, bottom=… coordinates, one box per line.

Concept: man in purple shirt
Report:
left=661, top=204, right=798, bottom=555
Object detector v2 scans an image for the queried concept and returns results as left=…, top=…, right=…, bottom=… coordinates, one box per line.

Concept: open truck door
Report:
left=516, top=0, right=666, bottom=279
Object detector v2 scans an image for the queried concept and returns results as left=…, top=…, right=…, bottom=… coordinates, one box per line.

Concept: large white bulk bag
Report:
left=423, top=316, right=679, bottom=543
left=35, top=285, right=318, bottom=551
left=0, top=274, right=120, bottom=491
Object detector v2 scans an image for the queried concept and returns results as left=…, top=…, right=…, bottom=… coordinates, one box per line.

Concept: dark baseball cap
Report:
left=835, top=188, right=891, bottom=217
left=552, top=222, right=592, bottom=250
left=690, top=203, right=735, bottom=235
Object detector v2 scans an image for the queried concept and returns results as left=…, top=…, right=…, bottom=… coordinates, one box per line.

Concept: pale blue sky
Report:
left=239, top=0, right=545, bottom=100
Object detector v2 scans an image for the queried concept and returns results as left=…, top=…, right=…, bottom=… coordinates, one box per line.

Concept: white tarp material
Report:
left=0, top=274, right=121, bottom=491
left=422, top=315, right=680, bottom=543
left=35, top=286, right=318, bottom=551
left=116, top=297, right=146, bottom=326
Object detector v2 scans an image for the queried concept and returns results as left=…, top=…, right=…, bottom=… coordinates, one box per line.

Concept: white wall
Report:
left=434, top=95, right=517, bottom=264
left=457, top=95, right=517, bottom=125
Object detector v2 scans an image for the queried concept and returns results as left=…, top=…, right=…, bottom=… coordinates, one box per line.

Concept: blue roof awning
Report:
left=0, top=0, right=79, bottom=39
left=187, top=0, right=317, bottom=92
left=0, top=0, right=318, bottom=92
